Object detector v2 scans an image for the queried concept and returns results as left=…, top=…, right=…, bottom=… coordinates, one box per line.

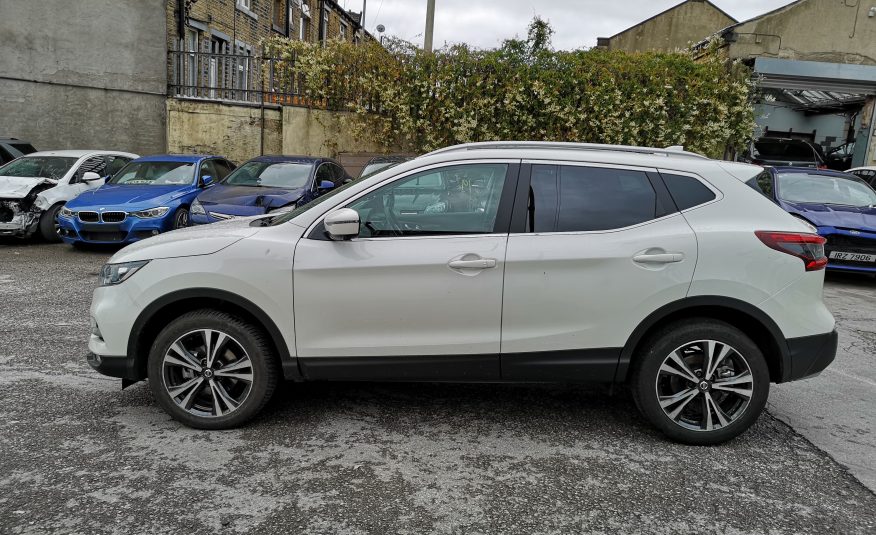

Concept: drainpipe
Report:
left=319, top=0, right=326, bottom=46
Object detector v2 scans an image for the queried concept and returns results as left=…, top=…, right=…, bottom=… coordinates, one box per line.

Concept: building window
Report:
left=237, top=0, right=252, bottom=10
left=272, top=0, right=284, bottom=30
left=300, top=3, right=310, bottom=41
left=184, top=28, right=199, bottom=96
left=340, top=21, right=348, bottom=41
left=235, top=42, right=253, bottom=100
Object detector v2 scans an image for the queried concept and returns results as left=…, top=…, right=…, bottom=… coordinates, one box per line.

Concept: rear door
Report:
left=500, top=162, right=701, bottom=381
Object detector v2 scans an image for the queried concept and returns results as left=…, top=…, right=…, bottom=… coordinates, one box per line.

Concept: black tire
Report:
left=172, top=206, right=190, bottom=229
left=630, top=319, right=770, bottom=445
left=39, top=203, right=63, bottom=242
left=147, top=309, right=279, bottom=429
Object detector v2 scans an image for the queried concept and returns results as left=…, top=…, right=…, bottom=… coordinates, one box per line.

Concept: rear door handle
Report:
left=448, top=258, right=497, bottom=269
left=633, top=253, right=684, bottom=264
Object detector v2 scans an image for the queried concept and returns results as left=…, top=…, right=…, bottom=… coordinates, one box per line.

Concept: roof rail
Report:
left=423, top=141, right=709, bottom=160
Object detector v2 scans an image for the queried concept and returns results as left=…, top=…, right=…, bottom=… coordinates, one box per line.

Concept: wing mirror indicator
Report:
left=324, top=208, right=360, bottom=240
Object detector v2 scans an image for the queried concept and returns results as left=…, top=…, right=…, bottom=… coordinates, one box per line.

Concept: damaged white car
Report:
left=0, top=150, right=138, bottom=241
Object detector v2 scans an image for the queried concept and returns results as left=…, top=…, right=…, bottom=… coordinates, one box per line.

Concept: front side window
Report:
left=348, top=163, right=509, bottom=237
left=528, top=165, right=662, bottom=232
left=76, top=156, right=108, bottom=181
left=776, top=172, right=876, bottom=208
left=0, top=156, right=77, bottom=180
left=110, top=161, right=195, bottom=186
left=105, top=156, right=131, bottom=178
left=223, top=161, right=314, bottom=188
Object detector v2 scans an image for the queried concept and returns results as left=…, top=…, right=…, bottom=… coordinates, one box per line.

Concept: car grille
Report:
left=101, top=211, right=127, bottom=223
left=825, top=233, right=876, bottom=267
left=80, top=231, right=127, bottom=242
left=78, top=211, right=99, bottom=223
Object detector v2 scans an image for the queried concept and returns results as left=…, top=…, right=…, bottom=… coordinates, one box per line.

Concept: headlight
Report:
left=191, top=200, right=206, bottom=216
left=59, top=206, right=76, bottom=219
left=99, top=260, right=149, bottom=286
left=130, top=207, right=170, bottom=219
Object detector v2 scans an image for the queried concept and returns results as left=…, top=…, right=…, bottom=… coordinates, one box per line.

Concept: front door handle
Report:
left=633, top=252, right=684, bottom=264
left=448, top=258, right=497, bottom=269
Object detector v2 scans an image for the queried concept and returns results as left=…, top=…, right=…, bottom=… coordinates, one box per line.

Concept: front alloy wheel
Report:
left=162, top=329, right=254, bottom=418
left=148, top=309, right=278, bottom=429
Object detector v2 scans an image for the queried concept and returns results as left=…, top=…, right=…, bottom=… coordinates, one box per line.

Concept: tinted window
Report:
left=756, top=171, right=774, bottom=197
left=661, top=173, right=716, bottom=210
left=754, top=141, right=814, bottom=160
left=77, top=156, right=107, bottom=181
left=11, top=143, right=36, bottom=154
left=315, top=163, right=335, bottom=186
left=105, top=156, right=130, bottom=177
left=349, top=163, right=508, bottom=237
left=553, top=166, right=659, bottom=232
left=527, top=165, right=559, bottom=232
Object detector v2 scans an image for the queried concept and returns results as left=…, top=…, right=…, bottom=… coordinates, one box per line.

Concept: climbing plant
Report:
left=263, top=19, right=755, bottom=158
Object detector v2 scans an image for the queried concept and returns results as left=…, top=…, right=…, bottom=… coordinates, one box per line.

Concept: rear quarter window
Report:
left=661, top=173, right=716, bottom=210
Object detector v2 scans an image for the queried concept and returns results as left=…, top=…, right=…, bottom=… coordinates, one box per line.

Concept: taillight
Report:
left=817, top=165, right=828, bottom=170
left=755, top=231, right=828, bottom=271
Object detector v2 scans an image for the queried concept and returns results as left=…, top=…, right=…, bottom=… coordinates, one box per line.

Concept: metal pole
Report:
left=424, top=0, right=435, bottom=52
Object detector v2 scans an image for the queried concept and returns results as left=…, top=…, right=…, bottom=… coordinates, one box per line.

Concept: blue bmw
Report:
left=189, top=155, right=351, bottom=224
left=58, top=154, right=235, bottom=244
left=747, top=166, right=876, bottom=273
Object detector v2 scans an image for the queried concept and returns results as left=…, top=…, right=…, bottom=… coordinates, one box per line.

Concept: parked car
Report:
left=744, top=166, right=876, bottom=273
left=358, top=155, right=413, bottom=178
left=848, top=166, right=876, bottom=188
left=87, top=141, right=836, bottom=445
left=0, top=150, right=137, bottom=241
left=742, top=137, right=826, bottom=169
left=190, top=156, right=351, bottom=224
left=0, top=137, right=37, bottom=165
left=825, top=141, right=855, bottom=171
left=57, top=155, right=235, bottom=245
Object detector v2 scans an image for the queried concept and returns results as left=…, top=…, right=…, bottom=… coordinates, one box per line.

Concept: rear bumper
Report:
left=782, top=330, right=838, bottom=382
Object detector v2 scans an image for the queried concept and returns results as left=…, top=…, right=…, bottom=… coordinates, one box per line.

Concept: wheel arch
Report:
left=616, top=296, right=790, bottom=384
left=127, top=288, right=299, bottom=381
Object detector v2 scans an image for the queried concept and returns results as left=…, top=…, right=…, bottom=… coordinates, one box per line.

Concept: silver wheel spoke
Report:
left=164, top=354, right=200, bottom=372
left=170, top=377, right=205, bottom=410
left=703, top=392, right=730, bottom=430
left=666, top=388, right=700, bottom=420
left=661, top=351, right=700, bottom=383
left=206, top=331, right=229, bottom=368
left=169, top=342, right=202, bottom=372
left=710, top=384, right=753, bottom=399
left=214, top=356, right=253, bottom=382
left=713, top=371, right=753, bottom=387
left=211, top=380, right=240, bottom=415
left=704, top=342, right=733, bottom=380
left=208, top=380, right=225, bottom=416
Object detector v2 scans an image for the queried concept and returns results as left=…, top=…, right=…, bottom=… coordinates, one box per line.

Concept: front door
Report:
left=293, top=161, right=518, bottom=380
left=500, top=162, right=699, bottom=381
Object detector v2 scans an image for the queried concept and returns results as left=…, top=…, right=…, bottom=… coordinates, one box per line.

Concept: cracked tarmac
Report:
left=1, top=241, right=874, bottom=534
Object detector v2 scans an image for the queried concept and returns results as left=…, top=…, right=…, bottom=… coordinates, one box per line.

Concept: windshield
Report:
left=777, top=173, right=876, bottom=207
left=223, top=161, right=312, bottom=188
left=0, top=156, right=77, bottom=179
left=109, top=161, right=195, bottom=185
left=269, top=178, right=359, bottom=226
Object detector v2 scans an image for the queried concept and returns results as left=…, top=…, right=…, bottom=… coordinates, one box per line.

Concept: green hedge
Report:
left=264, top=21, right=754, bottom=158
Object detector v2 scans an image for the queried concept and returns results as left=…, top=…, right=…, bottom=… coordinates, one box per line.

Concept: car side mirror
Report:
left=324, top=208, right=359, bottom=240
left=318, top=180, right=335, bottom=192
left=82, top=171, right=102, bottom=182
left=201, top=175, right=214, bottom=187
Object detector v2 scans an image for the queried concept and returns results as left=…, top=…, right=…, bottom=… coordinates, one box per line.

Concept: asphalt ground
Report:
left=1, top=239, right=875, bottom=534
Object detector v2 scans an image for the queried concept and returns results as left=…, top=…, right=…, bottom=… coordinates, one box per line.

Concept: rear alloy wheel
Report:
left=148, top=309, right=278, bottom=429
left=172, top=207, right=189, bottom=229
left=631, top=320, right=769, bottom=445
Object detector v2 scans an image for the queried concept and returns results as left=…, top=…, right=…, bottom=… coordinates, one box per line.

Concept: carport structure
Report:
left=753, top=58, right=876, bottom=169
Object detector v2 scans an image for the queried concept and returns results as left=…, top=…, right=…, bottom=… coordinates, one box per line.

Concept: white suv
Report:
left=87, top=142, right=837, bottom=444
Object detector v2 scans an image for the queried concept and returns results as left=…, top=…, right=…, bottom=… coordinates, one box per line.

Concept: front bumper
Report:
left=821, top=227, right=876, bottom=273
left=0, top=204, right=39, bottom=237
left=86, top=351, right=142, bottom=381
left=783, top=330, right=838, bottom=382
left=58, top=214, right=168, bottom=244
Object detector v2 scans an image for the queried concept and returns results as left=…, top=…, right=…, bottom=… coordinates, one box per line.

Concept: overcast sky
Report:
left=337, top=0, right=796, bottom=50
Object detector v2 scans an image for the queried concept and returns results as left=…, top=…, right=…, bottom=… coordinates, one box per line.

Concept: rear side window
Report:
left=661, top=173, right=716, bottom=210
left=528, top=165, right=663, bottom=232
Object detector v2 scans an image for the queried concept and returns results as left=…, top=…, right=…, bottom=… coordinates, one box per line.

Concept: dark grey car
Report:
left=0, top=138, right=37, bottom=164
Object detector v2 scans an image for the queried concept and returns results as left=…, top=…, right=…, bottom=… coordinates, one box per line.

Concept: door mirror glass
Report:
left=324, top=208, right=360, bottom=240
left=82, top=171, right=102, bottom=182
left=201, top=175, right=214, bottom=187
left=318, top=180, right=335, bottom=191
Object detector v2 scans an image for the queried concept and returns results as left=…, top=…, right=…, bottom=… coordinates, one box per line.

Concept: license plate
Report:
left=829, top=251, right=876, bottom=262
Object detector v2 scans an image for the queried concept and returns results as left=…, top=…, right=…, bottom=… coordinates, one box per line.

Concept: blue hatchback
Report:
left=189, top=155, right=351, bottom=225
left=58, top=155, right=235, bottom=244
left=747, top=167, right=876, bottom=273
